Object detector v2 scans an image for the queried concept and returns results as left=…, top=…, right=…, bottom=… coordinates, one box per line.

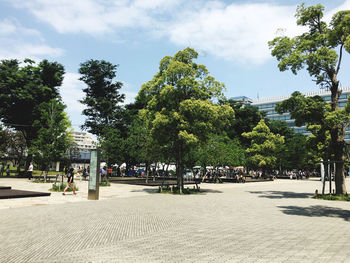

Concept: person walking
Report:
left=63, top=168, right=76, bottom=195
left=6, top=164, right=10, bottom=176
left=27, top=162, right=33, bottom=180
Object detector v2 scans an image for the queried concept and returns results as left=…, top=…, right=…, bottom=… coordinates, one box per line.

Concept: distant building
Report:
left=71, top=131, right=96, bottom=152
left=69, top=131, right=97, bottom=169
left=250, top=87, right=350, bottom=140
left=230, top=96, right=253, bottom=105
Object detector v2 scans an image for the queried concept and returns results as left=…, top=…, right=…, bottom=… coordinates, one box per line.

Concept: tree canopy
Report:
left=79, top=59, right=125, bottom=136
left=139, top=47, right=234, bottom=192
left=269, top=4, right=350, bottom=194
left=243, top=119, right=284, bottom=172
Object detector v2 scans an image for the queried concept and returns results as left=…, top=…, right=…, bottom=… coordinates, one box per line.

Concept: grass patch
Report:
left=49, top=183, right=78, bottom=192
left=99, top=181, right=111, bottom=187
left=314, top=194, right=350, bottom=201
left=33, top=179, right=52, bottom=183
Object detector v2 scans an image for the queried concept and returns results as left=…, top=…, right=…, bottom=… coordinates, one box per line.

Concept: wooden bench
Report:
left=33, top=174, right=64, bottom=183
left=159, top=178, right=201, bottom=192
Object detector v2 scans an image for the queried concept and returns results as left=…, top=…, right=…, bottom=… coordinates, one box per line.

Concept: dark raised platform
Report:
left=0, top=186, right=51, bottom=199
left=0, top=186, right=12, bottom=190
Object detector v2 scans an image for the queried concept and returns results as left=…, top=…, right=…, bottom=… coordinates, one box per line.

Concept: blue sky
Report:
left=1, top=0, right=350, bottom=131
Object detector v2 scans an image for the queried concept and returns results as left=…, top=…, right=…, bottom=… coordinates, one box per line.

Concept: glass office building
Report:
left=248, top=87, right=350, bottom=139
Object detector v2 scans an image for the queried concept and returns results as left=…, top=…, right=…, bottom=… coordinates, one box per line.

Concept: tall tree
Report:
left=139, top=48, right=234, bottom=192
left=30, top=99, right=71, bottom=179
left=0, top=59, right=65, bottom=169
left=79, top=60, right=125, bottom=137
left=242, top=120, right=284, bottom=174
left=79, top=60, right=125, bottom=169
left=276, top=91, right=332, bottom=190
left=269, top=4, right=350, bottom=194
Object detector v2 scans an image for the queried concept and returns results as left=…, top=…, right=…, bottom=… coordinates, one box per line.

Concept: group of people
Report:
left=0, top=163, right=11, bottom=177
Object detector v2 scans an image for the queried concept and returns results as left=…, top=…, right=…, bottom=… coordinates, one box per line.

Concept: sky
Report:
left=1, top=0, right=350, bottom=131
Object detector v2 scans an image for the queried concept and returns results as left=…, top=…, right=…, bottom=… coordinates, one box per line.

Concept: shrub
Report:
left=50, top=183, right=78, bottom=192
left=99, top=181, right=110, bottom=187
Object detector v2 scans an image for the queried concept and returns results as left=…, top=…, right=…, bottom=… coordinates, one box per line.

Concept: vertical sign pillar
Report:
left=88, top=149, right=100, bottom=200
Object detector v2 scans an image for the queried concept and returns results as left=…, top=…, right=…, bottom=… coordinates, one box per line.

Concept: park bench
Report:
left=159, top=178, right=201, bottom=192
left=33, top=173, right=64, bottom=183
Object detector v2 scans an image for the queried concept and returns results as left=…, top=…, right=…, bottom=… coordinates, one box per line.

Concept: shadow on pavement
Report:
left=130, top=188, right=159, bottom=194
left=278, top=205, right=350, bottom=221
left=130, top=188, right=223, bottom=194
left=249, top=191, right=313, bottom=199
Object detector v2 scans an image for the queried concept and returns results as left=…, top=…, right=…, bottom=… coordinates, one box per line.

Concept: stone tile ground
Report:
left=0, top=178, right=349, bottom=262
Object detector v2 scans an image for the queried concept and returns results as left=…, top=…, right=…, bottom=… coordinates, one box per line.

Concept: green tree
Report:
left=242, top=119, right=284, bottom=174
left=79, top=60, right=125, bottom=137
left=79, top=60, right=126, bottom=170
left=0, top=59, right=65, bottom=170
left=269, top=4, right=350, bottom=194
left=266, top=119, right=307, bottom=171
left=0, top=125, right=7, bottom=158
left=30, top=99, right=71, bottom=180
left=222, top=99, right=265, bottom=147
left=194, top=135, right=245, bottom=169
left=276, top=92, right=332, bottom=192
left=3, top=130, right=27, bottom=173
left=139, top=48, right=234, bottom=192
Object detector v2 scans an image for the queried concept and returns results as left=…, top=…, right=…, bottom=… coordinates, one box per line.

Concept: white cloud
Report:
left=61, top=72, right=85, bottom=112
left=9, top=0, right=350, bottom=65
left=11, top=0, right=184, bottom=35
left=120, top=81, right=138, bottom=105
left=165, top=2, right=304, bottom=65
left=325, top=0, right=350, bottom=22
left=60, top=72, right=86, bottom=128
left=0, top=19, right=63, bottom=60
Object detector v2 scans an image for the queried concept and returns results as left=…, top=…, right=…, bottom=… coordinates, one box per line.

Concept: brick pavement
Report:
left=1, top=178, right=350, bottom=262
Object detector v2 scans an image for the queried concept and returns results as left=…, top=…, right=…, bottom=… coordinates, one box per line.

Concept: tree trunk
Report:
left=330, top=81, right=347, bottom=195
left=322, top=163, right=326, bottom=195
left=176, top=144, right=184, bottom=194
left=329, top=161, right=332, bottom=194
left=145, top=162, right=149, bottom=184
left=330, top=128, right=347, bottom=195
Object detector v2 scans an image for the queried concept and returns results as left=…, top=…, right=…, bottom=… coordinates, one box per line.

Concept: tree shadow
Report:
left=130, top=188, right=159, bottom=194
left=130, top=188, right=223, bottom=194
left=278, top=205, right=350, bottom=221
left=249, top=191, right=313, bottom=199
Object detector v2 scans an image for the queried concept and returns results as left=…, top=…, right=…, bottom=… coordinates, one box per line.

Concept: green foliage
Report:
left=30, top=99, right=71, bottom=171
left=139, top=48, right=234, bottom=190
left=99, top=181, right=111, bottom=187
left=194, top=135, right=245, bottom=168
left=314, top=194, right=350, bottom=201
left=79, top=60, right=125, bottom=136
left=220, top=99, right=264, bottom=147
left=0, top=59, right=65, bottom=149
left=265, top=119, right=307, bottom=170
left=99, top=127, right=125, bottom=167
left=50, top=183, right=78, bottom=192
left=269, top=4, right=350, bottom=194
left=243, top=120, right=284, bottom=170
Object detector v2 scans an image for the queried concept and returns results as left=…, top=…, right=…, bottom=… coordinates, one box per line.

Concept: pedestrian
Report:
left=63, top=168, right=76, bottom=195
left=27, top=162, right=33, bottom=180
left=6, top=164, right=10, bottom=176
left=0, top=163, right=4, bottom=176
left=82, top=168, right=87, bottom=180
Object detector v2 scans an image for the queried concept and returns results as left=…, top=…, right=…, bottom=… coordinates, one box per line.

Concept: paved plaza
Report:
left=0, top=178, right=350, bottom=262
